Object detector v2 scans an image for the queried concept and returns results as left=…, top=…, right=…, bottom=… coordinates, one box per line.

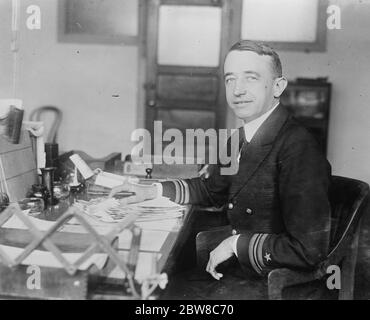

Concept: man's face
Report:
left=224, top=50, right=277, bottom=123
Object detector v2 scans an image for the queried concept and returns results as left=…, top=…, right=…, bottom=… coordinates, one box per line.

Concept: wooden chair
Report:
left=29, top=106, right=62, bottom=143
left=195, top=175, right=369, bottom=300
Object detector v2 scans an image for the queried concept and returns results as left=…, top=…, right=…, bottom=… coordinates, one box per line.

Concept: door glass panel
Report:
left=241, top=0, right=318, bottom=42
left=157, top=5, right=221, bottom=67
left=157, top=109, right=217, bottom=163
left=158, top=109, right=215, bottom=131
left=157, top=74, right=218, bottom=102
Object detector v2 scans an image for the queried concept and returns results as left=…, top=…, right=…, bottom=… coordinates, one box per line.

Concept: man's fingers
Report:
left=206, top=257, right=223, bottom=280
left=209, top=268, right=223, bottom=280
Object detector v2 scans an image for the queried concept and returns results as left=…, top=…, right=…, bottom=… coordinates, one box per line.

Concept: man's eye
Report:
left=225, top=78, right=235, bottom=84
left=247, top=76, right=258, bottom=81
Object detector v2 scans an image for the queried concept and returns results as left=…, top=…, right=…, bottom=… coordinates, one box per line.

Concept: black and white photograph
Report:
left=0, top=0, right=369, bottom=306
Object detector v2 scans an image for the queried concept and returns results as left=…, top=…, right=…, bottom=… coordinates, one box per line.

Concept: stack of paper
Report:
left=73, top=198, right=121, bottom=223
left=121, top=197, right=185, bottom=221
left=74, top=196, right=185, bottom=223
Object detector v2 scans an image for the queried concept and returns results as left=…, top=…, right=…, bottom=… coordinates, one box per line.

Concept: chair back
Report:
left=326, top=176, right=369, bottom=264
left=29, top=106, right=62, bottom=143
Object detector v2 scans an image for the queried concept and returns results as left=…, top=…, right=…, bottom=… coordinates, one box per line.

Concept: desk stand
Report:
left=0, top=203, right=167, bottom=299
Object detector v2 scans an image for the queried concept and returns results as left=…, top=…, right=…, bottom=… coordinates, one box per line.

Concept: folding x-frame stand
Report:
left=0, top=203, right=167, bottom=299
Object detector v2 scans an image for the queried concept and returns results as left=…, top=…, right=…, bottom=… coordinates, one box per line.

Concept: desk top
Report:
left=0, top=194, right=195, bottom=300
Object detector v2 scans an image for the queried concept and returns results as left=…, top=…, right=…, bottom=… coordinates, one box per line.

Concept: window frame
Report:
left=57, top=0, right=141, bottom=45
left=235, top=0, right=328, bottom=52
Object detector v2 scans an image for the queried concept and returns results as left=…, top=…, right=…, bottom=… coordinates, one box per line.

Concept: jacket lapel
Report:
left=231, top=105, right=290, bottom=194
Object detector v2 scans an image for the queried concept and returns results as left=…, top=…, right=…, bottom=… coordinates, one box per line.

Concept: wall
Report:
left=280, top=0, right=370, bottom=184
left=0, top=1, right=13, bottom=98
left=1, top=0, right=370, bottom=185
left=227, top=0, right=370, bottom=184
left=0, top=0, right=139, bottom=158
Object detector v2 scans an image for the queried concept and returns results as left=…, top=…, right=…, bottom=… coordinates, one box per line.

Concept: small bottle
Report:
left=28, top=183, right=48, bottom=203
left=68, top=166, right=87, bottom=204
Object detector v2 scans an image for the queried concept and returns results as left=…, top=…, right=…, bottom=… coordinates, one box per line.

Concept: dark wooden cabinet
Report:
left=280, top=78, right=331, bottom=154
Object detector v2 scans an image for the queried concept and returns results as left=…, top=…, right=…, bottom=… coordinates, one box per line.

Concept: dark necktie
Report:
left=239, top=137, right=249, bottom=162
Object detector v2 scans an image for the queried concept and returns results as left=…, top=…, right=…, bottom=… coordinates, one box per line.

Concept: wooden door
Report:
left=144, top=0, right=239, bottom=162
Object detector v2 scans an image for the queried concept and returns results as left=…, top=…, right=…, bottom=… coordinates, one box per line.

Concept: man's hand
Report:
left=206, top=235, right=238, bottom=280
left=108, top=181, right=158, bottom=204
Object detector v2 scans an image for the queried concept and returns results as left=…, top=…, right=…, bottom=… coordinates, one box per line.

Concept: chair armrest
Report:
left=192, top=205, right=228, bottom=232
left=268, top=268, right=320, bottom=300
left=196, top=226, right=233, bottom=269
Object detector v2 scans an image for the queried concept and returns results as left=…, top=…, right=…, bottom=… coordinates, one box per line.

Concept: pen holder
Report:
left=28, top=184, right=48, bottom=203
left=45, top=143, right=60, bottom=179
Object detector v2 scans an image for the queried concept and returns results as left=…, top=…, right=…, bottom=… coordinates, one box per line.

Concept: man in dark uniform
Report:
left=110, top=40, right=332, bottom=299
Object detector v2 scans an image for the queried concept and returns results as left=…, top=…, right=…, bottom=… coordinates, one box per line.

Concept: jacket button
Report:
left=228, top=203, right=234, bottom=210
left=231, top=229, right=238, bottom=235
left=246, top=208, right=253, bottom=215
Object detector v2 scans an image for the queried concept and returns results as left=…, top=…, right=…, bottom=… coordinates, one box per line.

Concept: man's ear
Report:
left=273, top=77, right=288, bottom=98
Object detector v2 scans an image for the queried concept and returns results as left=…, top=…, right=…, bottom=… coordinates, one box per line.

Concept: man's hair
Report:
left=228, top=40, right=282, bottom=78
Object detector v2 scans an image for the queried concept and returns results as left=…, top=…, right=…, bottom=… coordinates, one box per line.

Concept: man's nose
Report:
left=233, top=79, right=247, bottom=96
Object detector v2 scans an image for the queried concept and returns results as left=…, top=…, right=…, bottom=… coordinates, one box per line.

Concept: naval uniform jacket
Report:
left=161, top=105, right=332, bottom=275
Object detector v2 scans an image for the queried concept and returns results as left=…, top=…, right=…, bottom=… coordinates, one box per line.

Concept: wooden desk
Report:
left=0, top=196, right=196, bottom=300
left=88, top=204, right=197, bottom=300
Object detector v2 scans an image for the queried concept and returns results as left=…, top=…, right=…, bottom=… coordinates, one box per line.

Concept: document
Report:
left=73, top=196, right=185, bottom=222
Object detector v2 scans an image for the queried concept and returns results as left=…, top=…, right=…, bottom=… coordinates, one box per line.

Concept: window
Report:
left=58, top=0, right=139, bottom=45
left=157, top=5, right=222, bottom=66
left=240, top=0, right=327, bottom=52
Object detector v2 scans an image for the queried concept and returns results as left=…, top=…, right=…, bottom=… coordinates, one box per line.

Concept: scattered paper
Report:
left=135, top=197, right=183, bottom=208
left=69, top=154, right=95, bottom=180
left=74, top=198, right=120, bottom=222
left=94, top=171, right=130, bottom=188
left=73, top=196, right=185, bottom=223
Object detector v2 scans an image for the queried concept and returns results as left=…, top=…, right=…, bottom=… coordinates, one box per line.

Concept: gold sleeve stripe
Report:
left=173, top=180, right=181, bottom=204
left=257, top=233, right=268, bottom=269
left=177, top=179, right=189, bottom=204
left=248, top=233, right=269, bottom=274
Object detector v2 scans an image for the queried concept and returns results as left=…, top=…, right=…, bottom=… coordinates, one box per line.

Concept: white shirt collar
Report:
left=243, top=102, right=280, bottom=143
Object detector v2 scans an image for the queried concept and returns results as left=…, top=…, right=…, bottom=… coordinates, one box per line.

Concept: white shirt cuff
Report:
left=232, top=234, right=241, bottom=257
left=152, top=183, right=163, bottom=198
